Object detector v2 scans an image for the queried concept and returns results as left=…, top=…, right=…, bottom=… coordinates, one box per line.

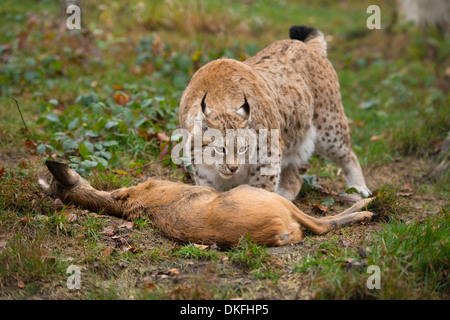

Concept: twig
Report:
left=128, top=159, right=164, bottom=173
left=11, top=97, right=40, bottom=146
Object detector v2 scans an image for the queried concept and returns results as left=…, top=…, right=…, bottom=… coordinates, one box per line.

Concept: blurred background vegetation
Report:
left=0, top=0, right=448, bottom=176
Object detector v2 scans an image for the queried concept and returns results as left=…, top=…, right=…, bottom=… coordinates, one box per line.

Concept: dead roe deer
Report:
left=39, top=160, right=375, bottom=247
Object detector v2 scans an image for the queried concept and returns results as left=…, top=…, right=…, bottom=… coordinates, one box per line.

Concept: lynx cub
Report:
left=179, top=25, right=370, bottom=201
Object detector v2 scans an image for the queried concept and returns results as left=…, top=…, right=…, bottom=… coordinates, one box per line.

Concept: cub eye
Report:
left=215, top=146, right=225, bottom=154
left=238, top=146, right=248, bottom=154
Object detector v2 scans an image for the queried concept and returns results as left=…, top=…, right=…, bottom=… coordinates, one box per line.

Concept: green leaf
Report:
left=102, top=140, right=118, bottom=147
left=345, top=187, right=360, bottom=194
left=46, top=114, right=60, bottom=122
left=321, top=196, right=335, bottom=207
left=105, top=121, right=118, bottom=129
left=68, top=118, right=79, bottom=130
left=62, top=139, right=78, bottom=150
left=36, top=144, right=46, bottom=154
left=79, top=143, right=92, bottom=158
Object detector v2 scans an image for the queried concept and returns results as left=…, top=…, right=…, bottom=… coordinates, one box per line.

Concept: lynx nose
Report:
left=227, top=165, right=239, bottom=173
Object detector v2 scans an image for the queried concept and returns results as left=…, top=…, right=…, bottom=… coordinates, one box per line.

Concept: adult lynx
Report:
left=179, top=26, right=370, bottom=200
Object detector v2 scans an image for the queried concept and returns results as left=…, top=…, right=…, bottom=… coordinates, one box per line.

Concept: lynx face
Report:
left=198, top=93, right=255, bottom=179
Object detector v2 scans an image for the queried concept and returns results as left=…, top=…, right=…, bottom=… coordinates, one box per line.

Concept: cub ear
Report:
left=235, top=95, right=250, bottom=121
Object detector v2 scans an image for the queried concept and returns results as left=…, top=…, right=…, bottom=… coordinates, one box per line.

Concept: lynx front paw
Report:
left=349, top=185, right=371, bottom=198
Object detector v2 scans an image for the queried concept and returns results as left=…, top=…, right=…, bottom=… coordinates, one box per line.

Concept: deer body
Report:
left=40, top=161, right=374, bottom=247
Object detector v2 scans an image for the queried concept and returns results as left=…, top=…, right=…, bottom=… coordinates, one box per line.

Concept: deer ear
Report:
left=235, top=95, right=250, bottom=121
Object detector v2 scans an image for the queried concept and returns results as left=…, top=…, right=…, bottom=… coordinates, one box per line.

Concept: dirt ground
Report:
left=1, top=152, right=446, bottom=300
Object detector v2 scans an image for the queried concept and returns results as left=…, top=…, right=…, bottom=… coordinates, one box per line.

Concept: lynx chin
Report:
left=178, top=25, right=371, bottom=201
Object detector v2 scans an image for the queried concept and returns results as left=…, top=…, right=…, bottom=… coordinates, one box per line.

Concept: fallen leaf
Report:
left=113, top=92, right=130, bottom=105
left=358, top=246, right=367, bottom=259
left=342, top=239, right=352, bottom=247
left=53, top=199, right=64, bottom=211
left=75, top=234, right=86, bottom=240
left=370, top=134, right=386, bottom=141
left=102, top=247, right=116, bottom=257
left=0, top=239, right=7, bottom=254
left=396, top=192, right=413, bottom=197
left=65, top=213, right=78, bottom=223
left=124, top=244, right=142, bottom=254
left=113, top=170, right=129, bottom=175
left=17, top=280, right=25, bottom=289
left=119, top=221, right=135, bottom=229
left=156, top=132, right=170, bottom=142
left=166, top=268, right=180, bottom=276
left=401, top=182, right=413, bottom=194
left=112, top=84, right=123, bottom=91
left=0, top=166, right=4, bottom=178
left=193, top=243, right=209, bottom=251
left=102, top=225, right=117, bottom=237
left=313, top=204, right=329, bottom=213
left=142, top=281, right=157, bottom=292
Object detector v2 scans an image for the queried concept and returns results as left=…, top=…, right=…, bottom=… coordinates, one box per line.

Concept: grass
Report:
left=294, top=209, right=449, bottom=299
left=0, top=0, right=449, bottom=300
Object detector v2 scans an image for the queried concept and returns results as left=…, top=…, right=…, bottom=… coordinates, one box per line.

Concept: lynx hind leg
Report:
left=315, top=118, right=371, bottom=197
left=276, top=164, right=303, bottom=201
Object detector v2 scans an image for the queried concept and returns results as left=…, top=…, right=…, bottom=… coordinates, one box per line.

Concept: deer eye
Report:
left=238, top=146, right=248, bottom=154
left=215, top=146, right=225, bottom=154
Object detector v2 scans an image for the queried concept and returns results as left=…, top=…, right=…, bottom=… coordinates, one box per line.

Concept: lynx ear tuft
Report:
left=235, top=95, right=250, bottom=120
left=201, top=93, right=211, bottom=116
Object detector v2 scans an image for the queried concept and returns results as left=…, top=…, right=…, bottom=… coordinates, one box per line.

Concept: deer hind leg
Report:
left=40, top=160, right=125, bottom=218
left=320, top=198, right=374, bottom=220
left=283, top=197, right=375, bottom=235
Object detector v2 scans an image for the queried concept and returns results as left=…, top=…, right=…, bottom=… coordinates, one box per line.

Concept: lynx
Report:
left=39, top=160, right=375, bottom=247
left=179, top=25, right=370, bottom=201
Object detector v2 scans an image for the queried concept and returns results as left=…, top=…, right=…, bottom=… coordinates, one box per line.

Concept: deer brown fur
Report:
left=39, top=160, right=375, bottom=248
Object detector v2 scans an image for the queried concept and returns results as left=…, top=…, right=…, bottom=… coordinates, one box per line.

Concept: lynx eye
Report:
left=215, top=146, right=225, bottom=154
left=238, top=146, right=248, bottom=154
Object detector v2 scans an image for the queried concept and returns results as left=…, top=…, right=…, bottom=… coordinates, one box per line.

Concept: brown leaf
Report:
left=17, top=280, right=25, bottom=289
left=396, top=192, right=413, bottom=197
left=52, top=199, right=64, bottom=211
left=358, top=246, right=367, bottom=259
left=102, top=225, right=117, bottom=237
left=370, top=134, right=386, bottom=141
left=0, top=239, right=7, bottom=254
left=193, top=243, right=209, bottom=251
left=102, top=247, right=116, bottom=257
left=342, top=239, right=352, bottom=247
left=65, top=213, right=78, bottom=223
left=313, top=204, right=329, bottom=213
left=113, top=92, right=130, bottom=105
left=156, top=132, right=170, bottom=142
left=124, top=244, right=142, bottom=254
left=119, top=221, right=135, bottom=229
left=0, top=166, right=4, bottom=179
left=166, top=268, right=180, bottom=276
left=401, top=182, right=413, bottom=192
left=75, top=234, right=86, bottom=240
